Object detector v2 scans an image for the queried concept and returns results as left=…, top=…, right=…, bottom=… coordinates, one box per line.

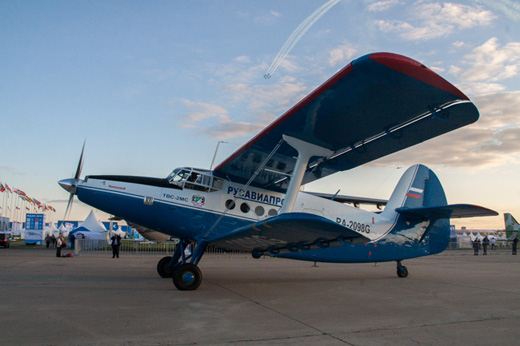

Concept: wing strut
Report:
left=279, top=135, right=332, bottom=214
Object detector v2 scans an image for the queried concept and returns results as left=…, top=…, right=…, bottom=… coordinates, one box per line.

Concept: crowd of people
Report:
left=472, top=235, right=518, bottom=256
left=44, top=233, right=123, bottom=258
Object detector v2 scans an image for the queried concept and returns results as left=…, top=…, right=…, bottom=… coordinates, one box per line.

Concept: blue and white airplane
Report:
left=59, top=53, right=497, bottom=290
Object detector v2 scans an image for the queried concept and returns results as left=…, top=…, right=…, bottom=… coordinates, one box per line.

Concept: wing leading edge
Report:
left=214, top=53, right=478, bottom=193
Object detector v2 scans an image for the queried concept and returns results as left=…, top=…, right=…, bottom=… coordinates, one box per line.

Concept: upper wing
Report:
left=209, top=212, right=368, bottom=252
left=214, top=53, right=478, bottom=193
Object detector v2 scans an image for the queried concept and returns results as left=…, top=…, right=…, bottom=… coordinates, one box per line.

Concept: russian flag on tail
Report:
left=406, top=187, right=423, bottom=199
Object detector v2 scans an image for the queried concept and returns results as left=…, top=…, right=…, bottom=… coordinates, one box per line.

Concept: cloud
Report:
left=375, top=2, right=495, bottom=40
left=181, top=100, right=230, bottom=127
left=255, top=9, right=282, bottom=25
left=452, top=40, right=465, bottom=48
left=179, top=54, right=309, bottom=141
left=450, top=38, right=520, bottom=95
left=328, top=42, right=357, bottom=67
left=180, top=99, right=263, bottom=140
left=374, top=91, right=520, bottom=168
left=460, top=38, right=520, bottom=83
left=367, top=0, right=402, bottom=12
left=474, top=0, right=520, bottom=22
left=204, top=122, right=265, bottom=140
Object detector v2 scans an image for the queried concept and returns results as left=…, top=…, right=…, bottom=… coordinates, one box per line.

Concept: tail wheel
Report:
left=397, top=264, right=408, bottom=278
left=157, top=256, right=173, bottom=278
left=173, top=264, right=202, bottom=290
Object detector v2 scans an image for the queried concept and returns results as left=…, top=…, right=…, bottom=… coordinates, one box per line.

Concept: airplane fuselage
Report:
left=75, top=171, right=449, bottom=263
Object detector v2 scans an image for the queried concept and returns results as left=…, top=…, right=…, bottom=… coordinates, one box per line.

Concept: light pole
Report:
left=209, top=141, right=227, bottom=170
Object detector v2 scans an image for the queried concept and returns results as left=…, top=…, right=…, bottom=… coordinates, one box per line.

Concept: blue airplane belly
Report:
left=278, top=218, right=450, bottom=263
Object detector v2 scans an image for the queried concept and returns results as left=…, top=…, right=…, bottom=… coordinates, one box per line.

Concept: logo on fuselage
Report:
left=192, top=195, right=205, bottom=207
left=227, top=186, right=284, bottom=206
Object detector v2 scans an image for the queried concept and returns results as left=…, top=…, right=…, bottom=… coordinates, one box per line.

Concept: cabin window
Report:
left=268, top=208, right=278, bottom=217
left=240, top=203, right=250, bottom=213
left=255, top=206, right=265, bottom=216
left=225, top=199, right=235, bottom=210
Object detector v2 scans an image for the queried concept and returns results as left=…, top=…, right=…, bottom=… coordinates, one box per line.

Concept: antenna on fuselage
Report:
left=209, top=141, right=227, bottom=170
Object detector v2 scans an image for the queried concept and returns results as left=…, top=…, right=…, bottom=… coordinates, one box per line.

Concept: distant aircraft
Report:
left=59, top=53, right=497, bottom=290
left=504, top=213, right=520, bottom=239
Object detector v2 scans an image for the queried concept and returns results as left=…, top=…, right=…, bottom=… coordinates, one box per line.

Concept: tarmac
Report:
left=1, top=248, right=520, bottom=346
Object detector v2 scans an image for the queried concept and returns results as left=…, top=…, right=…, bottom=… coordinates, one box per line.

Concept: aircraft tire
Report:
left=252, top=248, right=264, bottom=259
left=397, top=265, right=408, bottom=278
left=172, top=263, right=202, bottom=290
left=157, top=256, right=173, bottom=278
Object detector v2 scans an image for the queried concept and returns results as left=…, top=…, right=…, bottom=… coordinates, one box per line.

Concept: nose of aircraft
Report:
left=58, top=178, right=77, bottom=194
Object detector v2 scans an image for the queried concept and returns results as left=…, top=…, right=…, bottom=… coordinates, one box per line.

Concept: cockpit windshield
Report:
left=166, top=167, right=223, bottom=192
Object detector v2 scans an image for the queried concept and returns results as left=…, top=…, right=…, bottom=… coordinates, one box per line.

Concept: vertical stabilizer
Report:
left=382, top=164, right=447, bottom=220
left=504, top=213, right=520, bottom=239
left=382, top=164, right=450, bottom=253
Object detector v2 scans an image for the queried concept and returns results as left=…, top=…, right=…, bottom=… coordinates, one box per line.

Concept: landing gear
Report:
left=157, top=256, right=173, bottom=278
left=173, top=263, right=202, bottom=290
left=396, top=261, right=408, bottom=278
left=252, top=248, right=264, bottom=259
left=159, top=239, right=207, bottom=290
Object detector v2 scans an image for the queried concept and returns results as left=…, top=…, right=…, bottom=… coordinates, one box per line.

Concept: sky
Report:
left=1, top=0, right=519, bottom=229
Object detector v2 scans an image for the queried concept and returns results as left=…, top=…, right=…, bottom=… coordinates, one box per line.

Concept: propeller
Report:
left=58, top=140, right=85, bottom=219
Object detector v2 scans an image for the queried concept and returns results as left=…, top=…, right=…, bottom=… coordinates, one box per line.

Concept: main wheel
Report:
left=172, top=263, right=202, bottom=290
left=397, top=265, right=408, bottom=278
left=252, top=248, right=264, bottom=259
left=157, top=256, right=173, bottom=278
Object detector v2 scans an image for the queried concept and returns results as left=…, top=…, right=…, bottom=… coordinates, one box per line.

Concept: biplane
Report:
left=59, top=53, right=497, bottom=290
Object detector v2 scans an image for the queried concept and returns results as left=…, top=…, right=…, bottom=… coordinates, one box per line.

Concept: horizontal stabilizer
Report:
left=209, top=212, right=369, bottom=252
left=304, top=191, right=387, bottom=207
left=396, top=204, right=498, bottom=220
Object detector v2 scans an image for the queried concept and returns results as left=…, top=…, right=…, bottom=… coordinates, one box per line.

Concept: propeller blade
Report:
left=64, top=193, right=74, bottom=219
left=74, top=140, right=86, bottom=180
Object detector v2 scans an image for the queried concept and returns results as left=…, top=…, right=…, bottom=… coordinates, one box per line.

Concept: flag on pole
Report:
left=5, top=184, right=12, bottom=193
left=13, top=188, right=27, bottom=197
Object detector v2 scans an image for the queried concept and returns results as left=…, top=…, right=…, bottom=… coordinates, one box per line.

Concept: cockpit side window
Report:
left=168, top=169, right=191, bottom=186
left=167, top=168, right=223, bottom=192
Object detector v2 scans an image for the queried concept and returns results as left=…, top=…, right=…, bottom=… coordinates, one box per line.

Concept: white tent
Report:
left=70, top=211, right=108, bottom=241
left=43, top=223, right=59, bottom=237
left=58, top=223, right=72, bottom=236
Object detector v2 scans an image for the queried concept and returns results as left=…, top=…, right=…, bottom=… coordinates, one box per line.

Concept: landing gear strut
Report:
left=156, top=239, right=206, bottom=290
left=396, top=260, right=408, bottom=278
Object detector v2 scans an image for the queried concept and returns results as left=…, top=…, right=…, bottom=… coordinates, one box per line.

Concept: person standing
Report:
left=482, top=236, right=489, bottom=256
left=513, top=235, right=518, bottom=255
left=110, top=233, right=121, bottom=258
left=473, top=238, right=479, bottom=256
left=45, top=235, right=51, bottom=249
left=56, top=234, right=65, bottom=257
